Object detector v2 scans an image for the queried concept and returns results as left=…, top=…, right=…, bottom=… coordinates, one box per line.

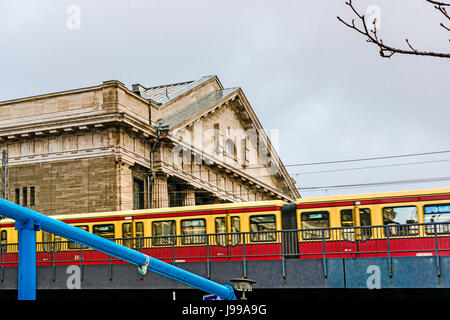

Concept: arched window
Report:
left=224, top=138, right=236, bottom=159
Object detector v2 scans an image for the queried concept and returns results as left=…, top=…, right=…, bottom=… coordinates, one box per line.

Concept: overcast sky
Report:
left=1, top=0, right=449, bottom=198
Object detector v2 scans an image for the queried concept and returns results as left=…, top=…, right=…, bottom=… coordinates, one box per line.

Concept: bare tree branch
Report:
left=426, top=0, right=450, bottom=32
left=337, top=0, right=450, bottom=58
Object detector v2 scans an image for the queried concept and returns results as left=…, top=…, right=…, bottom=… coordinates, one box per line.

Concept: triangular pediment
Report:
left=153, top=78, right=299, bottom=200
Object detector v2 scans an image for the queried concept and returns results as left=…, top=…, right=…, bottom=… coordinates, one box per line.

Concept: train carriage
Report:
left=0, top=200, right=285, bottom=266
left=0, top=188, right=449, bottom=266
left=295, top=188, right=450, bottom=259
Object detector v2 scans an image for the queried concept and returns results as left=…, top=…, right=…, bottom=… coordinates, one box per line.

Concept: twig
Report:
left=337, top=0, right=450, bottom=58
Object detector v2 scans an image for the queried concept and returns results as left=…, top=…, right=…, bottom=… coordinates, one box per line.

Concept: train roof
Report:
left=296, top=187, right=450, bottom=205
left=0, top=200, right=286, bottom=225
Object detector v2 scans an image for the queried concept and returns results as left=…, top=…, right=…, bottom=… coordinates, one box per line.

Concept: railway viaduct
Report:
left=1, top=256, right=449, bottom=300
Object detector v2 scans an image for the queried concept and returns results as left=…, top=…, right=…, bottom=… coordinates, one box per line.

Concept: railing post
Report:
left=322, top=229, right=327, bottom=278
left=172, top=235, right=176, bottom=265
left=281, top=230, right=286, bottom=278
left=385, top=225, right=392, bottom=277
left=52, top=240, right=56, bottom=282
left=434, top=223, right=441, bottom=277
left=0, top=244, right=3, bottom=282
left=80, top=245, right=84, bottom=282
left=242, top=232, right=247, bottom=278
left=206, top=234, right=210, bottom=279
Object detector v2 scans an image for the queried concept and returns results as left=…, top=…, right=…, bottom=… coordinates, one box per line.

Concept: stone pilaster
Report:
left=183, top=188, right=196, bottom=206
left=151, top=173, right=168, bottom=208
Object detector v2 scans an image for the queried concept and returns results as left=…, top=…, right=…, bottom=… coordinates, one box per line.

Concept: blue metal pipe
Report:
left=0, top=199, right=236, bottom=300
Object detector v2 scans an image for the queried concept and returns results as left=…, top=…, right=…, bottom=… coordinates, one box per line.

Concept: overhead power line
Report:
left=284, top=149, right=450, bottom=167
left=298, top=176, right=450, bottom=191
left=289, top=158, right=450, bottom=175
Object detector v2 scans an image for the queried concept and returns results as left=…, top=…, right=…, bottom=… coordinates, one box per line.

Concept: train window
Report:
left=181, top=219, right=206, bottom=245
left=359, top=209, right=372, bottom=240
left=68, top=226, right=89, bottom=249
left=42, top=231, right=53, bottom=253
left=301, top=212, right=330, bottom=240
left=250, top=215, right=276, bottom=242
left=383, top=206, right=418, bottom=236
left=136, top=222, right=144, bottom=237
left=215, top=217, right=226, bottom=246
left=122, top=223, right=133, bottom=248
left=122, top=223, right=132, bottom=238
left=424, top=203, right=450, bottom=235
left=93, top=224, right=115, bottom=240
left=1, top=230, right=7, bottom=253
left=341, top=209, right=353, bottom=227
left=152, top=220, right=175, bottom=246
left=135, top=222, right=145, bottom=249
left=341, top=209, right=354, bottom=241
left=42, top=231, right=52, bottom=242
left=231, top=216, right=241, bottom=245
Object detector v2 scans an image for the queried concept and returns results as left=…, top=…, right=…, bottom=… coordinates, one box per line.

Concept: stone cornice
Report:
left=0, top=111, right=157, bottom=141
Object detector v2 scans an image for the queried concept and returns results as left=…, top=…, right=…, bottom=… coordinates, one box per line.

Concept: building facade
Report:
left=0, top=76, right=299, bottom=216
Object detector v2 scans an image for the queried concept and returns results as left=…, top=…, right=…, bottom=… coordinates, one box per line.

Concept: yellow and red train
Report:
left=0, top=187, right=449, bottom=266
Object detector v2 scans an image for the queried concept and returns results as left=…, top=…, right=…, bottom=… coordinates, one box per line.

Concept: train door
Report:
left=213, top=214, right=241, bottom=259
left=121, top=218, right=145, bottom=250
left=281, top=203, right=299, bottom=258
left=340, top=205, right=372, bottom=257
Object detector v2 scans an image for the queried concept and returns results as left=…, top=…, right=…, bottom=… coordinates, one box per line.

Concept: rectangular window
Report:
left=136, top=222, right=144, bottom=237
left=93, top=224, right=115, bottom=240
left=122, top=223, right=132, bottom=238
left=215, top=217, right=226, bottom=246
left=214, top=123, right=223, bottom=154
left=133, top=178, right=145, bottom=210
left=68, top=226, right=89, bottom=249
left=250, top=214, right=276, bottom=242
left=231, top=216, right=241, bottom=245
left=341, top=209, right=353, bottom=227
left=181, top=218, right=206, bottom=245
left=22, top=187, right=27, bottom=206
left=42, top=231, right=53, bottom=253
left=122, top=223, right=133, bottom=248
left=424, top=203, right=450, bottom=235
left=240, top=137, right=249, bottom=167
left=15, top=188, right=20, bottom=205
left=383, top=206, right=418, bottom=236
left=1, top=230, right=7, bottom=253
left=341, top=209, right=355, bottom=241
left=134, top=222, right=145, bottom=249
left=152, top=220, right=176, bottom=246
left=301, top=211, right=330, bottom=240
left=30, top=187, right=35, bottom=206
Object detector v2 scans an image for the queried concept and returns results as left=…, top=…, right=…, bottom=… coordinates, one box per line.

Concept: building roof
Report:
left=137, top=75, right=217, bottom=105
left=155, top=88, right=238, bottom=130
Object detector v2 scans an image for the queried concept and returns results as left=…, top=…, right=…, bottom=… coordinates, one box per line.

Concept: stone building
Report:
left=0, top=75, right=299, bottom=216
